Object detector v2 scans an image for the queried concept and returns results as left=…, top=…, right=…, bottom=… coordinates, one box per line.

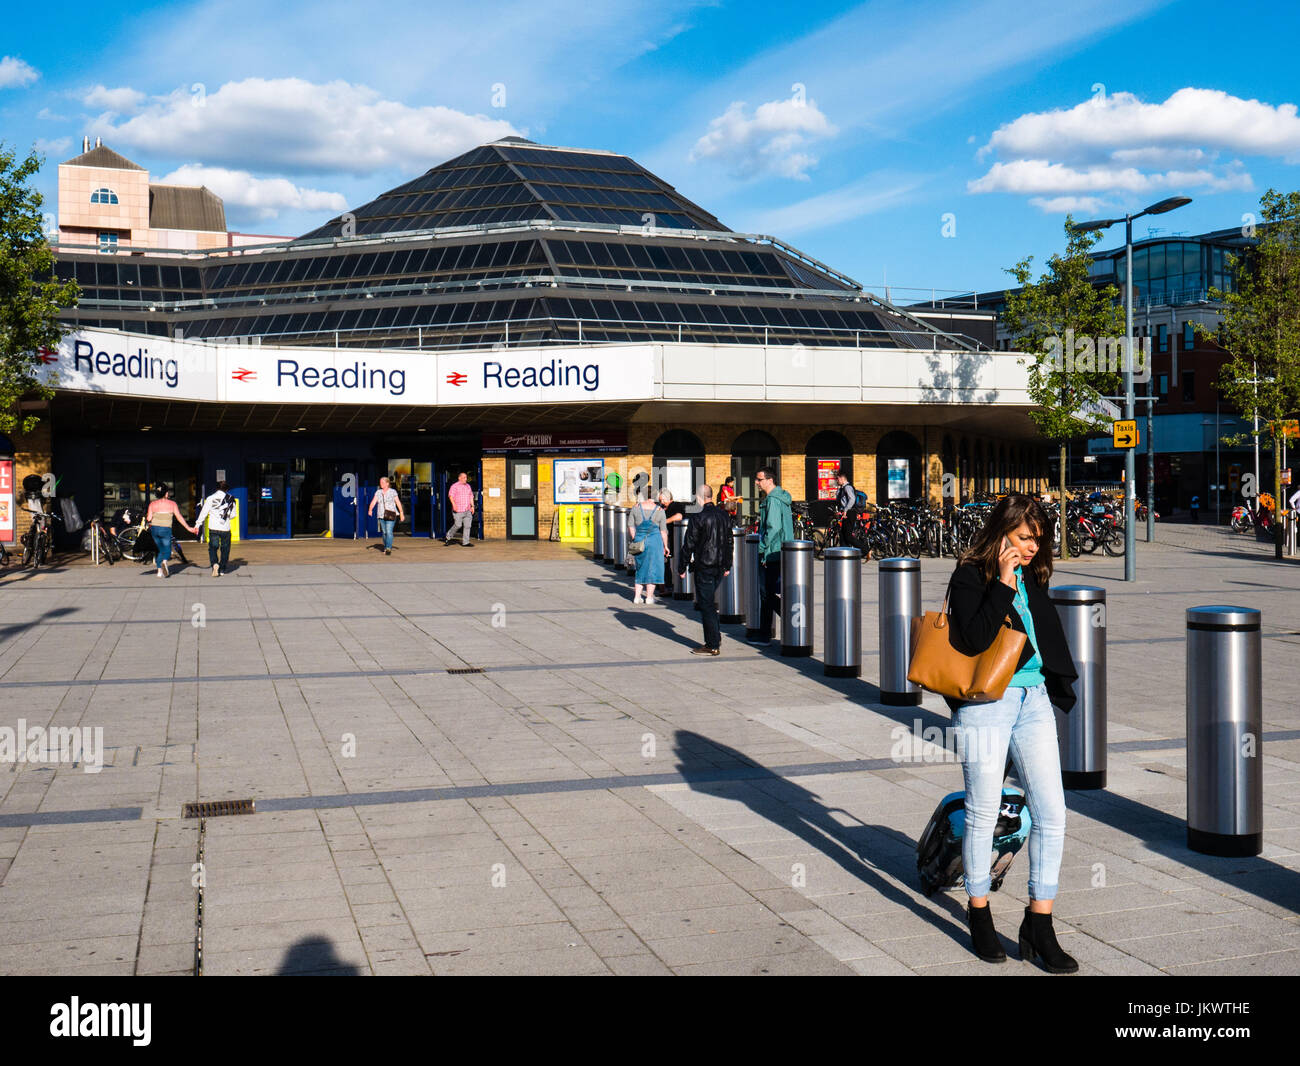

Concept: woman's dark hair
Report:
left=153, top=485, right=169, bottom=499
left=958, top=493, right=1053, bottom=586
left=724, top=476, right=734, bottom=486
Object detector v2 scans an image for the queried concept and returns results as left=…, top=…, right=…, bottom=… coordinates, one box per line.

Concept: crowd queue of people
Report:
left=622, top=472, right=1079, bottom=973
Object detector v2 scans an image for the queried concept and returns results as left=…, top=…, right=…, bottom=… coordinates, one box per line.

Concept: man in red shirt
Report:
left=445, top=472, right=476, bottom=547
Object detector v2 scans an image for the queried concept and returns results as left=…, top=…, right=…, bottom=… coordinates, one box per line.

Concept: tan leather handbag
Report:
left=907, top=588, right=1027, bottom=702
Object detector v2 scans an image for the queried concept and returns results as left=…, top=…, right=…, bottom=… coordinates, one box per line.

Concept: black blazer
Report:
left=942, top=561, right=1079, bottom=714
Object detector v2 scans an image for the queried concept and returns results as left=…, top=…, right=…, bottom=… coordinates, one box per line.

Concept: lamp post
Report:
left=1073, top=196, right=1193, bottom=581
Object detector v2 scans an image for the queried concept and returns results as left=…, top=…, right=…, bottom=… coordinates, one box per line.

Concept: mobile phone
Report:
left=1001, top=536, right=1011, bottom=552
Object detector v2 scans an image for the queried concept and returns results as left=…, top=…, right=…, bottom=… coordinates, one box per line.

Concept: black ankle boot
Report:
left=967, top=902, right=1006, bottom=963
left=1018, top=906, right=1079, bottom=973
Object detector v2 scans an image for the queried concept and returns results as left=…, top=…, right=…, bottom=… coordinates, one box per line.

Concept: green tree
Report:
left=0, top=144, right=79, bottom=436
left=1000, top=218, right=1125, bottom=557
left=1202, top=188, right=1300, bottom=558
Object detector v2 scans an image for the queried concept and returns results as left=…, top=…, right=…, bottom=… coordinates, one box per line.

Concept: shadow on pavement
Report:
left=673, top=730, right=973, bottom=953
left=276, top=936, right=362, bottom=976
left=0, top=605, right=79, bottom=643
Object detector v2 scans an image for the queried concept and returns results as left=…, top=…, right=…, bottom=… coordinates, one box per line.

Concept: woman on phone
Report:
left=946, top=494, right=1079, bottom=972
left=145, top=485, right=198, bottom=578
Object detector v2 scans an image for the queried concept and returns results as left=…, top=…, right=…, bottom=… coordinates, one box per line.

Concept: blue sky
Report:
left=3, top=0, right=1299, bottom=297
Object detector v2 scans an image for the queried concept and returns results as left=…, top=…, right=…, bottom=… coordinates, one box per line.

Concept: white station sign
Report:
left=41, top=330, right=657, bottom=407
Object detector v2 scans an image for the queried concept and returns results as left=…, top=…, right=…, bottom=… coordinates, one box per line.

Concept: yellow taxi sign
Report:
left=1113, top=420, right=1138, bottom=448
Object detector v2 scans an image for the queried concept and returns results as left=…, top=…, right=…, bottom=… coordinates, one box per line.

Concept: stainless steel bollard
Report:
left=1186, top=605, right=1263, bottom=857
left=610, top=506, right=629, bottom=568
left=878, top=557, right=921, bottom=705
left=780, top=540, right=814, bottom=657
left=1050, top=586, right=1107, bottom=789
left=719, top=528, right=746, bottom=623
left=601, top=503, right=615, bottom=563
left=593, top=502, right=605, bottom=559
left=823, top=547, right=861, bottom=677
left=744, top=533, right=763, bottom=640
left=672, top=519, right=694, bottom=600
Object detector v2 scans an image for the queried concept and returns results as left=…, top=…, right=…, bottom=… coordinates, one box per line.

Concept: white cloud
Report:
left=969, top=158, right=1251, bottom=197
left=969, top=87, right=1289, bottom=208
left=690, top=97, right=837, bottom=180
left=0, top=56, right=39, bottom=89
left=744, top=173, right=920, bottom=236
left=35, top=137, right=72, bottom=157
left=81, top=85, right=147, bottom=113
left=159, top=164, right=347, bottom=220
left=985, top=89, right=1300, bottom=162
left=1027, top=195, right=1113, bottom=215
left=91, top=77, right=520, bottom=176
left=37, top=107, right=68, bottom=121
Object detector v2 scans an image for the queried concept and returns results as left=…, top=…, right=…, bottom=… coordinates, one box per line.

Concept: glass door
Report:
left=245, top=461, right=289, bottom=537
left=507, top=457, right=537, bottom=539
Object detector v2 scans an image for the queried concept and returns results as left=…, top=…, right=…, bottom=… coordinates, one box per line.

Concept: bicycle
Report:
left=20, top=511, right=59, bottom=569
left=84, top=515, right=121, bottom=565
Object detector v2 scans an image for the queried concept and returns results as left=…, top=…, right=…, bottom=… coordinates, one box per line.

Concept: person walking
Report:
left=164, top=487, right=191, bottom=566
left=444, top=471, right=476, bottom=547
left=1189, top=493, right=1200, bottom=523
left=945, top=493, right=1080, bottom=973
left=678, top=484, right=732, bottom=655
left=834, top=468, right=860, bottom=545
left=751, top=467, right=792, bottom=643
left=195, top=480, right=238, bottom=577
left=627, top=488, right=668, bottom=605
left=657, top=489, right=686, bottom=597
left=145, top=485, right=198, bottom=578
left=367, top=476, right=404, bottom=555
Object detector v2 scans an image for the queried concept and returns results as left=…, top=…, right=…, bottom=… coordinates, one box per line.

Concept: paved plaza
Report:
left=0, top=523, right=1297, bottom=976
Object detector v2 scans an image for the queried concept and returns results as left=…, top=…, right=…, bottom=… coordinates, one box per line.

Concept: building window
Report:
left=1183, top=321, right=1195, bottom=350
left=1157, top=323, right=1168, bottom=353
left=91, top=188, right=119, bottom=205
left=1157, top=373, right=1169, bottom=404
left=1182, top=370, right=1194, bottom=403
left=98, top=232, right=119, bottom=253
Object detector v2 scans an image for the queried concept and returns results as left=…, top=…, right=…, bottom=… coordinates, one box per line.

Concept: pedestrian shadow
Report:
left=672, top=729, right=972, bottom=951
left=275, top=936, right=362, bottom=976
left=610, top=608, right=698, bottom=650
left=1064, top=789, right=1300, bottom=915
left=0, top=605, right=79, bottom=643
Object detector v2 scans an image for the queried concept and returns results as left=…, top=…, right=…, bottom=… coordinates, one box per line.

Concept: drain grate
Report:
left=183, top=798, right=256, bottom=819
left=446, top=667, right=484, bottom=675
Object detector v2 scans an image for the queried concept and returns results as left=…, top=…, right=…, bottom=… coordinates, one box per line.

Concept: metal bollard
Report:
left=610, top=506, right=629, bottom=569
left=780, top=540, right=814, bottom=657
left=823, top=547, right=861, bottom=676
left=1049, top=586, right=1107, bottom=789
left=878, top=557, right=921, bottom=705
left=744, top=533, right=763, bottom=640
left=593, top=502, right=605, bottom=559
left=601, top=503, right=615, bottom=563
left=718, top=528, right=746, bottom=623
left=672, top=519, right=694, bottom=600
left=1186, top=606, right=1263, bottom=857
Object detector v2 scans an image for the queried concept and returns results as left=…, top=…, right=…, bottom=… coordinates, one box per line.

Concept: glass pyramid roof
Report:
left=299, top=139, right=727, bottom=239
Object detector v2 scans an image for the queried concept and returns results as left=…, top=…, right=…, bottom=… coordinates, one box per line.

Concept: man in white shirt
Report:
left=195, top=480, right=238, bottom=577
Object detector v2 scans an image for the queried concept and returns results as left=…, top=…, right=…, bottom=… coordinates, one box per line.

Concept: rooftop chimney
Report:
left=95, top=136, right=101, bottom=148
left=83, top=136, right=89, bottom=152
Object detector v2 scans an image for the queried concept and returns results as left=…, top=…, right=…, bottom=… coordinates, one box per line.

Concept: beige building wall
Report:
left=58, top=164, right=149, bottom=247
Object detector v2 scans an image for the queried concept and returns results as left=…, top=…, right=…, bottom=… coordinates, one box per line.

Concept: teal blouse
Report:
left=1007, top=564, right=1045, bottom=688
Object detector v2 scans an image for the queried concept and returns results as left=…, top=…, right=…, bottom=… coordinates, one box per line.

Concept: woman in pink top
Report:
left=145, top=485, right=198, bottom=578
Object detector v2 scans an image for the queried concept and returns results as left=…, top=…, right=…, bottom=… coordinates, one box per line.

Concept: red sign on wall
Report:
left=0, top=460, right=14, bottom=544
left=816, top=459, right=841, bottom=500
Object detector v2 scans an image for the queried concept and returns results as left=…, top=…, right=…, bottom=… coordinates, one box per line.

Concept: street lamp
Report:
left=1072, top=195, right=1193, bottom=581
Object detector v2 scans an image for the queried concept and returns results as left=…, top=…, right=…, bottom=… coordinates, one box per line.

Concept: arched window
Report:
left=91, top=188, right=119, bottom=205
left=650, top=429, right=705, bottom=504
left=731, top=429, right=781, bottom=516
left=805, top=429, right=852, bottom=524
left=876, top=430, right=923, bottom=506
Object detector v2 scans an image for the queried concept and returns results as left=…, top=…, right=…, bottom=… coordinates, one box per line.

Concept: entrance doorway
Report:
left=507, top=457, right=537, bottom=539
left=731, top=429, right=781, bottom=521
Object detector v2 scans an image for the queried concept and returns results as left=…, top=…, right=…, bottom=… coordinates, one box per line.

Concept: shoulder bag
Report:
left=907, top=577, right=1027, bottom=702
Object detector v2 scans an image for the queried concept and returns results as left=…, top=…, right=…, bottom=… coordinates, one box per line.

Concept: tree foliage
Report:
left=1000, top=218, right=1126, bottom=444
left=0, top=144, right=80, bottom=435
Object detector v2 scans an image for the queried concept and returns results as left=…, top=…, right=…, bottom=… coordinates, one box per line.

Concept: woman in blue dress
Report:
left=627, top=490, right=668, bottom=604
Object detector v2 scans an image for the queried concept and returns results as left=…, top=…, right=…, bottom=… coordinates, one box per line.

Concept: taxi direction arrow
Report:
left=1112, top=419, right=1138, bottom=449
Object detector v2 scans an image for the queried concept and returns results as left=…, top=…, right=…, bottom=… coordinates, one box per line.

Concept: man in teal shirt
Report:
left=753, top=467, right=793, bottom=642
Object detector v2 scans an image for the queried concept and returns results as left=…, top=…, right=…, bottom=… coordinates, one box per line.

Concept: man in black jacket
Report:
left=678, top=484, right=733, bottom=656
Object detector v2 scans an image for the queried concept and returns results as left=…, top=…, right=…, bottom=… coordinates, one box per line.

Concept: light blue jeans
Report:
left=953, top=682, right=1066, bottom=900
left=378, top=518, right=395, bottom=551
